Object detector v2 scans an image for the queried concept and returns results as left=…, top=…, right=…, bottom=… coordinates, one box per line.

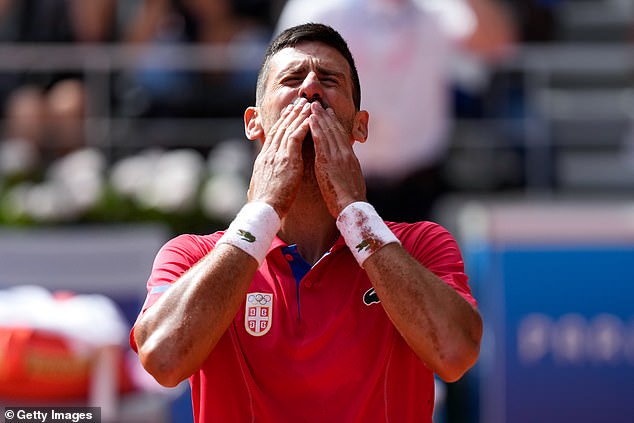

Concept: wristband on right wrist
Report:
left=216, top=202, right=281, bottom=266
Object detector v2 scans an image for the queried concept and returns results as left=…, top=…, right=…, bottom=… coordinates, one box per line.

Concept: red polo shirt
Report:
left=131, top=221, right=476, bottom=422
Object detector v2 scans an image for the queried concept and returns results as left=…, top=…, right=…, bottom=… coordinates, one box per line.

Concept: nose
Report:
left=298, top=71, right=324, bottom=103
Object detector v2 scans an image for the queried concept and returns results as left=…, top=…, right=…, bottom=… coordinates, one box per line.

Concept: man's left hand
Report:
left=308, top=101, right=366, bottom=217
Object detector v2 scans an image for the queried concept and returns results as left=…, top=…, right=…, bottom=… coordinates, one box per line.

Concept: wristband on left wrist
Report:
left=336, top=201, right=400, bottom=267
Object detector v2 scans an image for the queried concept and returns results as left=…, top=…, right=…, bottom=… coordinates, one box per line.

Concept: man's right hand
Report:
left=247, top=98, right=312, bottom=217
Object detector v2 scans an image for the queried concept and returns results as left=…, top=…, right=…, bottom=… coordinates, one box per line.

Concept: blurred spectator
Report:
left=507, top=0, right=562, bottom=42
left=275, top=0, right=516, bottom=222
left=0, top=0, right=117, bottom=173
left=119, top=0, right=272, bottom=122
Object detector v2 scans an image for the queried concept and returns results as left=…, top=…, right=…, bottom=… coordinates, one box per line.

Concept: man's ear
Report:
left=244, top=106, right=264, bottom=141
left=352, top=110, right=369, bottom=143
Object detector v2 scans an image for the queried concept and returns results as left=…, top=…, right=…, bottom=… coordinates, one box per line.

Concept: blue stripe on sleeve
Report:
left=150, top=285, right=171, bottom=295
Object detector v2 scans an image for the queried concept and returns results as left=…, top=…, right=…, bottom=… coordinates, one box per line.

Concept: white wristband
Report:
left=336, top=201, right=400, bottom=267
left=216, top=202, right=281, bottom=266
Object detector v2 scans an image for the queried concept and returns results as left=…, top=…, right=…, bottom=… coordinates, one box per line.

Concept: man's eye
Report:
left=283, top=77, right=301, bottom=85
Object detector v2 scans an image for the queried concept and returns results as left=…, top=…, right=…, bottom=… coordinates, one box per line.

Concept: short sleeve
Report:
left=390, top=221, right=477, bottom=308
left=129, top=233, right=221, bottom=352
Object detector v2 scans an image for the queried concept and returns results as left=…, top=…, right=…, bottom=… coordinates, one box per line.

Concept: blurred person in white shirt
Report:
left=275, top=0, right=515, bottom=222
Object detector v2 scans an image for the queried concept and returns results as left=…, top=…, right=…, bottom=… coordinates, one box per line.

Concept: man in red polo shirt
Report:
left=131, top=23, right=482, bottom=422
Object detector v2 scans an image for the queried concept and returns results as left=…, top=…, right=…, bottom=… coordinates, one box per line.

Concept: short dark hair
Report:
left=256, top=23, right=361, bottom=110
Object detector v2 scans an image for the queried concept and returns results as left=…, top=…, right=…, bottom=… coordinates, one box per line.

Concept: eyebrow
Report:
left=278, top=62, right=347, bottom=81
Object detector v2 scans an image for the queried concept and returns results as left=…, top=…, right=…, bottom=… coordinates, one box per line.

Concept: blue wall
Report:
left=467, top=241, right=634, bottom=423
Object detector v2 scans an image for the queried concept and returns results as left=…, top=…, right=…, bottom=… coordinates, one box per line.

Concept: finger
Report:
left=309, top=102, right=343, bottom=157
left=307, top=102, right=327, bottom=150
left=267, top=99, right=310, bottom=154
left=324, top=107, right=349, bottom=154
left=262, top=102, right=295, bottom=153
left=281, top=99, right=312, bottom=151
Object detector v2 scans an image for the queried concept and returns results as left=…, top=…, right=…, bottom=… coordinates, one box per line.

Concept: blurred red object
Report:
left=0, top=326, right=134, bottom=401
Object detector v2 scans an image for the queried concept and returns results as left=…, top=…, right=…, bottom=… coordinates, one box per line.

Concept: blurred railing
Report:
left=0, top=42, right=632, bottom=191
left=444, top=43, right=634, bottom=192
left=0, top=43, right=268, bottom=157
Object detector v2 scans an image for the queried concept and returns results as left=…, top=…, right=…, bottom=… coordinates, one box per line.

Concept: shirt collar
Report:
left=268, top=233, right=348, bottom=255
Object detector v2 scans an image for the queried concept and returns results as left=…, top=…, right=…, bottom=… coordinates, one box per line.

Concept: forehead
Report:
left=268, top=42, right=352, bottom=78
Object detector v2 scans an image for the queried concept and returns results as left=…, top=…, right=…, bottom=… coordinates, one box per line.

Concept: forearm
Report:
left=134, top=244, right=258, bottom=387
left=364, top=243, right=483, bottom=382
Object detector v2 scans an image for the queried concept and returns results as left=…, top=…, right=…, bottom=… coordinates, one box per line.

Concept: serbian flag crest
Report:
left=245, top=292, right=273, bottom=336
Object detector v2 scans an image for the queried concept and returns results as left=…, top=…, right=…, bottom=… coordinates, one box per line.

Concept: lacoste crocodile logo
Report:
left=363, top=287, right=380, bottom=306
left=237, top=229, right=256, bottom=243
left=356, top=239, right=370, bottom=252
